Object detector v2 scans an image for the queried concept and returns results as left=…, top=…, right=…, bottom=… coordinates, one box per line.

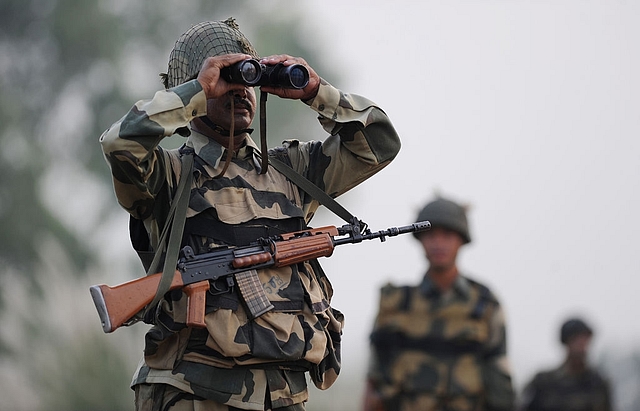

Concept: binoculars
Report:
left=221, top=59, right=309, bottom=89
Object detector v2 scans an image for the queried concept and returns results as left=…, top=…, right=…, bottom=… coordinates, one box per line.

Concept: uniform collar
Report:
left=186, top=129, right=262, bottom=171
left=420, top=273, right=471, bottom=299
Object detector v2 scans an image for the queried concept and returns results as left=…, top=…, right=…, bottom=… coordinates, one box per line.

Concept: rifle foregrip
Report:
left=273, top=233, right=335, bottom=266
left=232, top=252, right=272, bottom=268
left=184, top=280, right=210, bottom=328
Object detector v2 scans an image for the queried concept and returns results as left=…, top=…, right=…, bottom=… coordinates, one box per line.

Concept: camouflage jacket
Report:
left=518, top=363, right=612, bottom=411
left=367, top=274, right=515, bottom=411
left=100, top=78, right=400, bottom=409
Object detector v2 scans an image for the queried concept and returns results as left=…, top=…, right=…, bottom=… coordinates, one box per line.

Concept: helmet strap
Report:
left=213, top=98, right=234, bottom=178
left=259, top=90, right=269, bottom=174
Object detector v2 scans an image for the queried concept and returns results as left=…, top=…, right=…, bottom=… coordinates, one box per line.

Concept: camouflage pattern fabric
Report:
left=134, top=382, right=306, bottom=411
left=367, top=275, right=515, bottom=411
left=518, top=364, right=611, bottom=411
left=100, top=77, right=400, bottom=410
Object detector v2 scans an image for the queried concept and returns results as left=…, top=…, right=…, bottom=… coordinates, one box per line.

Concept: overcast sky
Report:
left=292, top=0, right=640, bottom=397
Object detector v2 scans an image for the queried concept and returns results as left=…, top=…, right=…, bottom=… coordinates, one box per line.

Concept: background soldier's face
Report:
left=566, top=333, right=591, bottom=363
left=419, top=227, right=464, bottom=270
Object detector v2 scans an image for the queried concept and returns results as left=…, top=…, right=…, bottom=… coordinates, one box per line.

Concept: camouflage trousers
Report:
left=134, top=384, right=306, bottom=411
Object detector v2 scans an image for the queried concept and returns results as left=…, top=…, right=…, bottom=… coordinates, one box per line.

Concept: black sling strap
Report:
left=260, top=90, right=361, bottom=228
left=268, top=156, right=361, bottom=227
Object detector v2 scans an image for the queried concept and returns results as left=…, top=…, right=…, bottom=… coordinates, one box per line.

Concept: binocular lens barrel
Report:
left=228, top=59, right=262, bottom=85
left=280, top=65, right=309, bottom=89
left=240, top=60, right=261, bottom=84
left=222, top=59, right=309, bottom=89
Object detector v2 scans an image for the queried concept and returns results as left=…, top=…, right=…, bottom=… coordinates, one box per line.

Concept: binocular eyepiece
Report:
left=221, top=59, right=309, bottom=89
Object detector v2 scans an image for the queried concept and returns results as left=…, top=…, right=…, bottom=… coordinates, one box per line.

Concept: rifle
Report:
left=90, top=220, right=430, bottom=333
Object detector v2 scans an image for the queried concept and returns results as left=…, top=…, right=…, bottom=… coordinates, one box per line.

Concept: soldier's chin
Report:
left=428, top=258, right=454, bottom=270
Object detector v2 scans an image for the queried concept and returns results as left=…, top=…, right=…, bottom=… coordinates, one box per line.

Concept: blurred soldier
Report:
left=518, top=318, right=612, bottom=411
left=362, top=197, right=515, bottom=411
left=100, top=18, right=400, bottom=411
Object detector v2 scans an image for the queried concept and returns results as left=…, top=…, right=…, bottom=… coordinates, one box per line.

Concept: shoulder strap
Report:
left=144, top=147, right=194, bottom=318
left=268, top=155, right=357, bottom=225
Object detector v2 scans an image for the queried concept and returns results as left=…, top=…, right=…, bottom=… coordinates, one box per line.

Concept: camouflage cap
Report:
left=414, top=197, right=471, bottom=244
left=162, top=18, right=259, bottom=89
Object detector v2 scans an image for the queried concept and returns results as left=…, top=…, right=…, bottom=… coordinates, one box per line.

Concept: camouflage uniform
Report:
left=367, top=274, right=514, bottom=411
left=518, top=363, right=611, bottom=411
left=100, top=59, right=400, bottom=408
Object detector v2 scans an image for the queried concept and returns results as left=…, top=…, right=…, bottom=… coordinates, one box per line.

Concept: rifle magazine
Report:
left=234, top=270, right=274, bottom=319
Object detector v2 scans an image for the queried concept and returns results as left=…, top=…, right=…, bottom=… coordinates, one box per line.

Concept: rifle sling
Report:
left=144, top=147, right=194, bottom=319
left=268, top=156, right=356, bottom=225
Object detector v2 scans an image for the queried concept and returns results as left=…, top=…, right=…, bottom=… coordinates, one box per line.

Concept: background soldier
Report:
left=518, top=318, right=612, bottom=411
left=100, top=18, right=400, bottom=411
left=362, top=196, right=515, bottom=411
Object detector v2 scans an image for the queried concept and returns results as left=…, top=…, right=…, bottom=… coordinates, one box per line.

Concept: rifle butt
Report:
left=89, top=270, right=184, bottom=333
left=89, top=285, right=114, bottom=333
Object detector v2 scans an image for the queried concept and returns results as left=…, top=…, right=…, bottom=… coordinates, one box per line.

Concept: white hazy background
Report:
left=289, top=0, right=639, bottom=406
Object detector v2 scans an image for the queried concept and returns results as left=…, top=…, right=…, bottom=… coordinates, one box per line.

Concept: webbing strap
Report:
left=258, top=89, right=357, bottom=226
left=144, top=149, right=194, bottom=318
left=268, top=156, right=356, bottom=225
left=259, top=90, right=269, bottom=174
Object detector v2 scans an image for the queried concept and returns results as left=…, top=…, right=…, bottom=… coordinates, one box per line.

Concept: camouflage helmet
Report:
left=162, top=18, right=259, bottom=89
left=560, top=318, right=593, bottom=344
left=413, top=197, right=471, bottom=243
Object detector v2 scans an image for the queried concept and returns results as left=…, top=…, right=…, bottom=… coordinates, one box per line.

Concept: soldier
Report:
left=362, top=197, right=515, bottom=411
left=99, top=18, right=401, bottom=411
left=518, top=318, right=612, bottom=411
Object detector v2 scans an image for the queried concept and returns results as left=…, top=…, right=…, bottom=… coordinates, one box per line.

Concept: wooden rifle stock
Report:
left=89, top=270, right=185, bottom=333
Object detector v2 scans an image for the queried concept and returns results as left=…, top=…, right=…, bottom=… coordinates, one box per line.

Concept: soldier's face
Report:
left=419, top=227, right=464, bottom=270
left=566, top=333, right=591, bottom=362
left=205, top=85, right=257, bottom=131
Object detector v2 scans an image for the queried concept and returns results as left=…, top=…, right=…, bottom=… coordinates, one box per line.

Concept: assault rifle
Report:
left=90, top=220, right=430, bottom=333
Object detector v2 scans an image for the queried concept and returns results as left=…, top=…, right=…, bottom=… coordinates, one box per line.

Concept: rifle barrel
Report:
left=333, top=221, right=431, bottom=246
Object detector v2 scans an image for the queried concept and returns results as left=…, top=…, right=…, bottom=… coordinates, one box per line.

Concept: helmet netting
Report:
left=162, top=18, right=259, bottom=89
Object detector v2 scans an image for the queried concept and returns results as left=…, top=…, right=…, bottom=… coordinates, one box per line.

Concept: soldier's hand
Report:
left=258, top=54, right=321, bottom=101
left=197, top=54, right=255, bottom=99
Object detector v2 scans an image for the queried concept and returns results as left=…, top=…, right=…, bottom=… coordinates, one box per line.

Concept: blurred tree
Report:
left=0, top=0, right=337, bottom=409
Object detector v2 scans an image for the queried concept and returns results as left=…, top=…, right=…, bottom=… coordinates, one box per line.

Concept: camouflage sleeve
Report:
left=287, top=79, right=401, bottom=206
left=99, top=80, right=207, bottom=219
left=482, top=303, right=516, bottom=411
